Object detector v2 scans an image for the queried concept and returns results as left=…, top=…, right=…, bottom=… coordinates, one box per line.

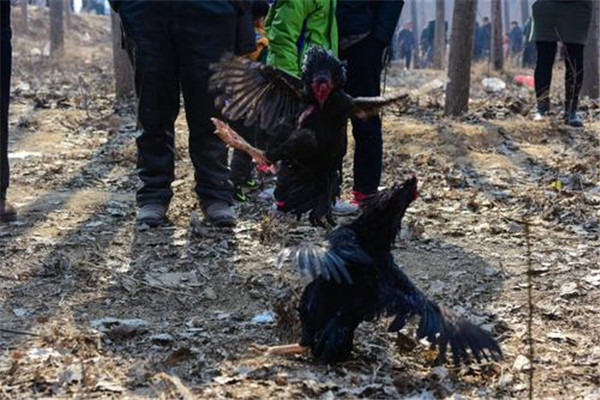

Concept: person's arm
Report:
left=265, top=0, right=310, bottom=76
left=371, top=0, right=404, bottom=45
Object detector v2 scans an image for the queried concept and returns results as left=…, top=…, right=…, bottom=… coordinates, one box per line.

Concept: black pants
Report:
left=1, top=0, right=11, bottom=198
left=534, top=41, right=584, bottom=112
left=118, top=1, right=237, bottom=207
left=401, top=49, right=412, bottom=69
left=341, top=37, right=385, bottom=195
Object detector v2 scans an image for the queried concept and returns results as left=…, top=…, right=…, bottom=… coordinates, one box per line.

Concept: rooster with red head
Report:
left=209, top=47, right=409, bottom=226
left=274, top=177, right=502, bottom=365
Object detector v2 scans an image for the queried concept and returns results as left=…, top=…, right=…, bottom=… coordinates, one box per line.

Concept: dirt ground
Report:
left=1, top=8, right=599, bottom=399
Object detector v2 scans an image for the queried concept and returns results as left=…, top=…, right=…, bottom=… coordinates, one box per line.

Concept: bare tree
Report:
left=581, top=1, right=599, bottom=99
left=432, top=0, right=445, bottom=69
left=111, top=11, right=134, bottom=102
left=445, top=0, right=478, bottom=116
left=503, top=0, right=510, bottom=32
left=49, top=0, right=65, bottom=57
left=20, top=0, right=28, bottom=33
left=410, top=0, right=421, bottom=69
left=520, top=0, right=530, bottom=25
left=491, top=0, right=503, bottom=70
left=64, top=0, right=72, bottom=30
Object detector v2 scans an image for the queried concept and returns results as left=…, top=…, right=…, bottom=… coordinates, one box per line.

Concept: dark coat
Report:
left=532, top=0, right=593, bottom=44
left=509, top=25, right=523, bottom=52
left=110, top=0, right=255, bottom=55
left=337, top=0, right=404, bottom=45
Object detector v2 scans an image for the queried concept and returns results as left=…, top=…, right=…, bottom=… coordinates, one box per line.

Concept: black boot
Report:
left=565, top=97, right=584, bottom=128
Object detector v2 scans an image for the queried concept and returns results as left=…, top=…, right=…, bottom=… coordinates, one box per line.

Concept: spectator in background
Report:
left=1, top=0, right=16, bottom=222
left=397, top=22, right=415, bottom=69
left=229, top=0, right=270, bottom=202
left=336, top=0, right=404, bottom=211
left=479, top=17, right=492, bottom=59
left=531, top=0, right=593, bottom=127
left=508, top=20, right=523, bottom=55
left=110, top=1, right=255, bottom=227
left=420, top=20, right=434, bottom=67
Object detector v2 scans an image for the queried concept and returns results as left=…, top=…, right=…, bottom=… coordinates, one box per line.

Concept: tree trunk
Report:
left=49, top=0, right=65, bottom=57
left=64, top=0, right=72, bottom=30
left=581, top=1, right=599, bottom=99
left=432, top=0, right=445, bottom=69
left=410, top=0, right=421, bottom=69
left=445, top=0, right=478, bottom=116
left=491, top=0, right=503, bottom=70
left=20, top=0, right=28, bottom=33
left=520, top=0, right=530, bottom=25
left=111, top=11, right=135, bottom=103
left=503, top=0, right=510, bottom=32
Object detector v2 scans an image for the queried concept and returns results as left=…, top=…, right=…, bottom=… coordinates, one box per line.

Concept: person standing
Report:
left=260, top=0, right=339, bottom=210
left=337, top=0, right=404, bottom=207
left=229, top=0, right=270, bottom=202
left=531, top=0, right=593, bottom=127
left=479, top=17, right=492, bottom=59
left=508, top=20, right=524, bottom=56
left=265, top=0, right=338, bottom=77
left=398, top=22, right=415, bottom=69
left=1, top=0, right=16, bottom=222
left=110, top=1, right=255, bottom=227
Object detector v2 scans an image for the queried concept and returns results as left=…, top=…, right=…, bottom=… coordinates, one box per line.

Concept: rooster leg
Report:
left=211, top=118, right=271, bottom=165
left=266, top=343, right=309, bottom=356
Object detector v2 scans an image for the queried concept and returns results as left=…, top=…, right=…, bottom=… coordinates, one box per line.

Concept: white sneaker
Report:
left=533, top=112, right=546, bottom=121
left=332, top=199, right=359, bottom=216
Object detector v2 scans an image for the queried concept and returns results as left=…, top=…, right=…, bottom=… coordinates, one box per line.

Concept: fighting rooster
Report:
left=271, top=177, right=502, bottom=365
left=209, top=47, right=409, bottom=226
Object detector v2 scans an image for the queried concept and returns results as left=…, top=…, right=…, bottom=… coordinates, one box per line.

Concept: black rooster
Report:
left=209, top=47, right=408, bottom=226
left=274, top=177, right=502, bottom=364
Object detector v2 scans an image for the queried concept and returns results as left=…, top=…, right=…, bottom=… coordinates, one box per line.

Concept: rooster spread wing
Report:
left=277, top=228, right=372, bottom=285
left=209, top=54, right=306, bottom=132
left=349, top=93, right=411, bottom=119
left=379, top=262, right=502, bottom=365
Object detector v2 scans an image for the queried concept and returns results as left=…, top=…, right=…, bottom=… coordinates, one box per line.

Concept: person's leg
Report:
left=405, top=50, right=412, bottom=69
left=341, top=37, right=385, bottom=196
left=174, top=2, right=237, bottom=225
left=118, top=2, right=180, bottom=224
left=534, top=41, right=557, bottom=115
left=563, top=42, right=585, bottom=127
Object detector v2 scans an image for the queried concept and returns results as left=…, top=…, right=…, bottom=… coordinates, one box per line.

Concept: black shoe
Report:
left=0, top=199, right=17, bottom=222
left=565, top=111, right=584, bottom=128
left=136, top=203, right=168, bottom=227
left=203, top=202, right=236, bottom=227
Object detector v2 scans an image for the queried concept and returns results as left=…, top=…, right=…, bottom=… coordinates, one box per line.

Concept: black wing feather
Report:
left=379, top=262, right=502, bottom=365
left=209, top=54, right=306, bottom=132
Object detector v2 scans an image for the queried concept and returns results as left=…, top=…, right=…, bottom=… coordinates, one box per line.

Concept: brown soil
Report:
left=1, top=7, right=599, bottom=400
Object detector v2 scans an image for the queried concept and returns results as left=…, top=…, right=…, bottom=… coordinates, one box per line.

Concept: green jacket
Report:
left=265, top=0, right=338, bottom=77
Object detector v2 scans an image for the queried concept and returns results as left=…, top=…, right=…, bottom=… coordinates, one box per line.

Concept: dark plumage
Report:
left=209, top=47, right=409, bottom=226
left=279, top=177, right=502, bottom=364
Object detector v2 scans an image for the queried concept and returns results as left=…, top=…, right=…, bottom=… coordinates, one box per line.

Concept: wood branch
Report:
left=266, top=343, right=309, bottom=356
left=211, top=118, right=271, bottom=166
